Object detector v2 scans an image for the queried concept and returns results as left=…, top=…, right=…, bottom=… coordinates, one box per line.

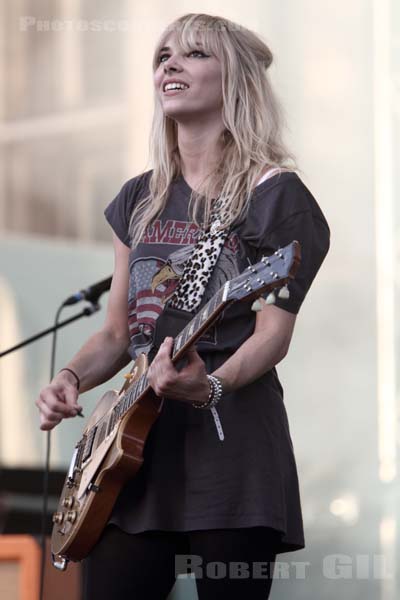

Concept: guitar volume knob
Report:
left=62, top=497, right=74, bottom=509
left=52, top=512, right=64, bottom=524
left=66, top=510, right=78, bottom=523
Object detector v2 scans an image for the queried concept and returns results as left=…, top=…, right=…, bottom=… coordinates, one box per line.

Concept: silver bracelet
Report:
left=192, top=375, right=223, bottom=409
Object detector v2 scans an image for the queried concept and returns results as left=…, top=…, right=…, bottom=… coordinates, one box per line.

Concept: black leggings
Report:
left=82, top=523, right=280, bottom=599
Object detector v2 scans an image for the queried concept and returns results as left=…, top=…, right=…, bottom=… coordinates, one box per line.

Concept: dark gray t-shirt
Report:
left=104, top=169, right=330, bottom=554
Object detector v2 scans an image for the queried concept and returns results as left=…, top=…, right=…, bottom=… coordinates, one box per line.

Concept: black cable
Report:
left=39, top=303, right=64, bottom=600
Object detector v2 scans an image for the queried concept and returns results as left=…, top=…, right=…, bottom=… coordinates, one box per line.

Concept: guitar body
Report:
left=51, top=353, right=163, bottom=565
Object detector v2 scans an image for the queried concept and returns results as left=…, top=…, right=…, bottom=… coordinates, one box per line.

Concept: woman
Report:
left=36, top=13, right=330, bottom=599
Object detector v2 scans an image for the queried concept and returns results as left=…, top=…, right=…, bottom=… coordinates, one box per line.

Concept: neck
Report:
left=176, top=114, right=225, bottom=191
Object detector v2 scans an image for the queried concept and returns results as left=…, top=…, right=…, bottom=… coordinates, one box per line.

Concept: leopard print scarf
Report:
left=167, top=199, right=228, bottom=313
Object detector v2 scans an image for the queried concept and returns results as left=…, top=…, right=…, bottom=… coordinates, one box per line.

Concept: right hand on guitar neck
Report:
left=36, top=370, right=83, bottom=431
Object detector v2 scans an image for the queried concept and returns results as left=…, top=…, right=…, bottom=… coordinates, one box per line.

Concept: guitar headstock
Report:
left=227, top=241, right=301, bottom=302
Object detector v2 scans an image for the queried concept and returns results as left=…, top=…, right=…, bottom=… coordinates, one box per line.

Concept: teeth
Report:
left=164, top=83, right=189, bottom=92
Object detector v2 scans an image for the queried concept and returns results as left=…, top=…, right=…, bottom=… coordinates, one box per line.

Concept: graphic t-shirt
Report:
left=104, top=169, right=330, bottom=554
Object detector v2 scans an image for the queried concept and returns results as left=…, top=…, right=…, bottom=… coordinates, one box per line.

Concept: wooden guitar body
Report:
left=51, top=353, right=163, bottom=566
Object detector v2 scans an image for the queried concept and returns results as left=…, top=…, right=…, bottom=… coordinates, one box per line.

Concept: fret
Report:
left=208, top=292, right=219, bottom=314
left=135, top=374, right=148, bottom=398
left=136, top=374, right=146, bottom=396
left=191, top=313, right=203, bottom=335
left=126, top=388, right=134, bottom=410
left=174, top=334, right=183, bottom=353
left=179, top=327, right=190, bottom=348
left=133, top=377, right=141, bottom=399
left=213, top=287, right=225, bottom=310
left=142, top=374, right=149, bottom=391
left=200, top=304, right=209, bottom=321
left=129, top=385, right=135, bottom=404
left=114, top=402, right=121, bottom=420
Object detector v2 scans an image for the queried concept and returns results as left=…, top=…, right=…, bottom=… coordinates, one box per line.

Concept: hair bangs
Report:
left=152, top=14, right=225, bottom=70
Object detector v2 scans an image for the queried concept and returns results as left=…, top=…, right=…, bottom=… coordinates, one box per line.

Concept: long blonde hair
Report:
left=129, top=13, right=298, bottom=247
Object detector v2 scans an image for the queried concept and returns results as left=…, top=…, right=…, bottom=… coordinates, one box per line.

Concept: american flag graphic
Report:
left=128, top=257, right=179, bottom=354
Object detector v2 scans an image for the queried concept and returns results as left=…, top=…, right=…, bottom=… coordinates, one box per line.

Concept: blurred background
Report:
left=0, top=1, right=399, bottom=599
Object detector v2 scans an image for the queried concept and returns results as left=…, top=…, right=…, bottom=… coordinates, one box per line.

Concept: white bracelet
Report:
left=192, top=375, right=223, bottom=409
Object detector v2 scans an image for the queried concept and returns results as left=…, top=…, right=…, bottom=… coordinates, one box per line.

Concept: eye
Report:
left=157, top=50, right=208, bottom=64
left=188, top=50, right=207, bottom=58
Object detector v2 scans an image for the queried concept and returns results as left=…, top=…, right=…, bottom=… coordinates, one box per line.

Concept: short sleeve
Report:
left=242, top=174, right=330, bottom=314
left=259, top=210, right=330, bottom=313
left=104, top=170, right=152, bottom=247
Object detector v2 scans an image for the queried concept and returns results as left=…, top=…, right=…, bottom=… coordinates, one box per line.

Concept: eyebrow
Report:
left=158, top=42, right=203, bottom=54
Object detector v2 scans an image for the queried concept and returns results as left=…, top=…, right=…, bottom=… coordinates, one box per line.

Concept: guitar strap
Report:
left=167, top=198, right=229, bottom=313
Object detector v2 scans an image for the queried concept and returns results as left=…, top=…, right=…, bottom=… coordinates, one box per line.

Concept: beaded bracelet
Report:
left=59, top=368, right=80, bottom=391
left=192, top=375, right=223, bottom=409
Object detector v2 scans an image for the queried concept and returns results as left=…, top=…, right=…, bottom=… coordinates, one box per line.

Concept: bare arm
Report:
left=147, top=299, right=296, bottom=404
left=64, top=233, right=132, bottom=393
left=212, top=301, right=296, bottom=393
left=36, top=233, right=132, bottom=429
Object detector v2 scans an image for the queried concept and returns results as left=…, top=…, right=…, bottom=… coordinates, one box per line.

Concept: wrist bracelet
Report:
left=59, top=368, right=80, bottom=390
left=192, top=375, right=223, bottom=409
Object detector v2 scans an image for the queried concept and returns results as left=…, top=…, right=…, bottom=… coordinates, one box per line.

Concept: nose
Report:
left=163, top=55, right=183, bottom=74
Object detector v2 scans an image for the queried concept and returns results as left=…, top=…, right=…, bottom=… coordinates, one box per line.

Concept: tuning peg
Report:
left=265, top=291, right=276, bottom=305
left=251, top=299, right=263, bottom=312
left=278, top=284, right=290, bottom=299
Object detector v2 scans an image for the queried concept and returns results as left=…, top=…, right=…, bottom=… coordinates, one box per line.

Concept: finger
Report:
left=36, top=397, right=66, bottom=421
left=40, top=388, right=76, bottom=417
left=40, top=415, right=61, bottom=431
left=63, top=387, right=82, bottom=415
left=152, top=338, right=175, bottom=375
left=157, top=337, right=173, bottom=358
left=185, top=346, right=203, bottom=364
left=38, top=403, right=63, bottom=430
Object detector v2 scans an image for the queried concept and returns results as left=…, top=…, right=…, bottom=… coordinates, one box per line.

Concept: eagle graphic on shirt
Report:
left=127, top=222, right=240, bottom=356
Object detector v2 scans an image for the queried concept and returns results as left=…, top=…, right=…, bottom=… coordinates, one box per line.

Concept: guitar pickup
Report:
left=82, top=426, right=97, bottom=463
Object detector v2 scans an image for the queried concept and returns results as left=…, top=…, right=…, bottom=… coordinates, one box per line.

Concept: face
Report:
left=154, top=33, right=223, bottom=122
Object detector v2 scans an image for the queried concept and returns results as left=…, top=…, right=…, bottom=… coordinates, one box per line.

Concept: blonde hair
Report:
left=129, top=12, right=299, bottom=247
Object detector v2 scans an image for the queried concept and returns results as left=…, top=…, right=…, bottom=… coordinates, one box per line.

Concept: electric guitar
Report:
left=51, top=241, right=301, bottom=570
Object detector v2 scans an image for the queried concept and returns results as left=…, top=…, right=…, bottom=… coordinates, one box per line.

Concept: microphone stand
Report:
left=0, top=303, right=100, bottom=358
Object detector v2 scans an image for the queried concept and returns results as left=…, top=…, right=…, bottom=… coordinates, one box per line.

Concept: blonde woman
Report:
left=36, top=13, right=330, bottom=599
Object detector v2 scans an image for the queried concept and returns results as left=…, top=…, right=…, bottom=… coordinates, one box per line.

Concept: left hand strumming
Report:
left=147, top=337, right=210, bottom=405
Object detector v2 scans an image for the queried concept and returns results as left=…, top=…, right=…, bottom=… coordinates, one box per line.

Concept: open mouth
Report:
left=163, top=88, right=188, bottom=96
left=163, top=83, right=190, bottom=95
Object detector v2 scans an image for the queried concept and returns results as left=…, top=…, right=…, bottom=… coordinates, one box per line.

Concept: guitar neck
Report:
left=171, top=283, right=230, bottom=360
left=118, top=283, right=231, bottom=418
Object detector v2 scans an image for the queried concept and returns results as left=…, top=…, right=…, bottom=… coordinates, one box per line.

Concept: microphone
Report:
left=62, top=276, right=112, bottom=306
